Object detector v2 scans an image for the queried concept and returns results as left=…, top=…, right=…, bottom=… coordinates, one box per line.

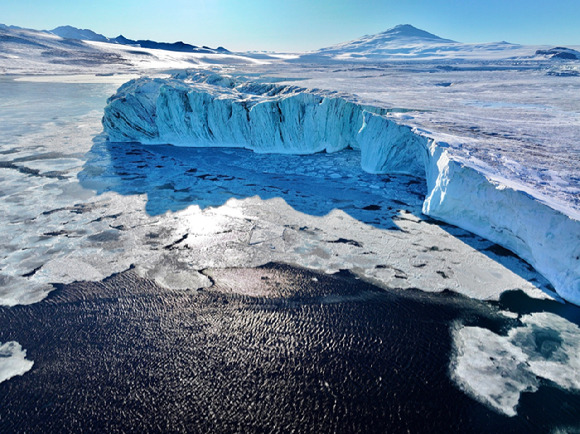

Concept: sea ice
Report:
left=451, top=312, right=580, bottom=416
left=0, top=341, right=34, bottom=383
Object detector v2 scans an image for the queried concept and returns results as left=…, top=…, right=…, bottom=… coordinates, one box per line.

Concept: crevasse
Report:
left=102, top=71, right=580, bottom=305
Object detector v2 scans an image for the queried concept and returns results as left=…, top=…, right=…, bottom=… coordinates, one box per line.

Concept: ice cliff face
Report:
left=423, top=145, right=580, bottom=304
left=102, top=71, right=580, bottom=305
left=103, top=72, right=425, bottom=175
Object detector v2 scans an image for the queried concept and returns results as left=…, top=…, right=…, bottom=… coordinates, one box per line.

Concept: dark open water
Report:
left=1, top=263, right=579, bottom=433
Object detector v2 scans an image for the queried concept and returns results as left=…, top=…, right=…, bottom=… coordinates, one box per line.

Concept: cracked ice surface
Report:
left=2, top=142, right=554, bottom=306
left=0, top=76, right=553, bottom=306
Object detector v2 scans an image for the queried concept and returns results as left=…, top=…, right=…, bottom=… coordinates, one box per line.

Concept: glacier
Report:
left=103, top=71, right=580, bottom=305
left=2, top=75, right=551, bottom=309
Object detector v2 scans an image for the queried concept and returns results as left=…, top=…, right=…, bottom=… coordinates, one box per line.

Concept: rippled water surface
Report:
left=1, top=264, right=579, bottom=433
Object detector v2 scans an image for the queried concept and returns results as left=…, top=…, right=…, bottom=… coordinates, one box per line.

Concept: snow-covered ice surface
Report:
left=0, top=341, right=34, bottom=383
left=271, top=65, right=580, bottom=217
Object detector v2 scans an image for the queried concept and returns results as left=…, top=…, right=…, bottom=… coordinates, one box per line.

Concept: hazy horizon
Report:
left=2, top=0, right=579, bottom=52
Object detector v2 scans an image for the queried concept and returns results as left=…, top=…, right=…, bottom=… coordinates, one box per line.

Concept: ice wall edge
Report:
left=102, top=72, right=580, bottom=306
left=423, top=144, right=580, bottom=305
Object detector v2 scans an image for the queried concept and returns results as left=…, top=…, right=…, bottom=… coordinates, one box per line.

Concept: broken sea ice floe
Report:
left=450, top=312, right=580, bottom=416
left=0, top=341, right=34, bottom=383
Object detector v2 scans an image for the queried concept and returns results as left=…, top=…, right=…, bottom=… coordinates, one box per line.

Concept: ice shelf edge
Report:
left=102, top=72, right=580, bottom=305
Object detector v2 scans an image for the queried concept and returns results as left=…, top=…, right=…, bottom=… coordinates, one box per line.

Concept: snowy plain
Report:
left=1, top=23, right=580, bottom=421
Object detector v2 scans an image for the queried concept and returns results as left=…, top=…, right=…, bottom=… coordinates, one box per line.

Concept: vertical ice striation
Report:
left=102, top=71, right=580, bottom=305
left=357, top=111, right=427, bottom=174
left=103, top=73, right=426, bottom=174
left=422, top=142, right=580, bottom=304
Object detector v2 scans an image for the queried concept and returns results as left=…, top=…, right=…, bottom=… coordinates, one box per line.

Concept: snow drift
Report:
left=102, top=71, right=580, bottom=305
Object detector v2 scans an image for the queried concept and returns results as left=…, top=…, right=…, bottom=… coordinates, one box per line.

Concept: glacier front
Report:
left=102, top=71, right=580, bottom=305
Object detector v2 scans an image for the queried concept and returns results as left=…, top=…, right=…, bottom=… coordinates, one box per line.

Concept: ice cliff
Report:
left=103, top=72, right=424, bottom=175
left=102, top=71, right=580, bottom=305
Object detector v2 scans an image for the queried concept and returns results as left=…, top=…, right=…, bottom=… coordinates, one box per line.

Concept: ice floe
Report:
left=451, top=312, right=580, bottom=416
left=0, top=341, right=34, bottom=383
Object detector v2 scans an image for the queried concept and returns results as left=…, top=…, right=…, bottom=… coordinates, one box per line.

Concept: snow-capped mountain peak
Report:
left=306, top=24, right=541, bottom=61
left=374, top=24, right=455, bottom=42
left=317, top=24, right=456, bottom=54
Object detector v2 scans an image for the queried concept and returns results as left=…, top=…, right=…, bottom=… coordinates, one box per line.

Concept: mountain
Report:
left=0, top=24, right=260, bottom=75
left=49, top=25, right=230, bottom=54
left=0, top=24, right=119, bottom=74
left=50, top=25, right=109, bottom=42
left=316, top=24, right=455, bottom=56
left=320, top=24, right=455, bottom=52
left=308, top=24, right=534, bottom=61
left=111, top=34, right=230, bottom=54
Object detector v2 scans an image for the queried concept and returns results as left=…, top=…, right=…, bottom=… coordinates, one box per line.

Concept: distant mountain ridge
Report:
left=3, top=22, right=579, bottom=66
left=50, top=25, right=109, bottom=43
left=49, top=25, right=230, bottom=54
left=0, top=23, right=263, bottom=75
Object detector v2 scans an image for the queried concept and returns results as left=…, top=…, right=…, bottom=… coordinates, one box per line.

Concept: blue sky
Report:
left=1, top=0, right=579, bottom=51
